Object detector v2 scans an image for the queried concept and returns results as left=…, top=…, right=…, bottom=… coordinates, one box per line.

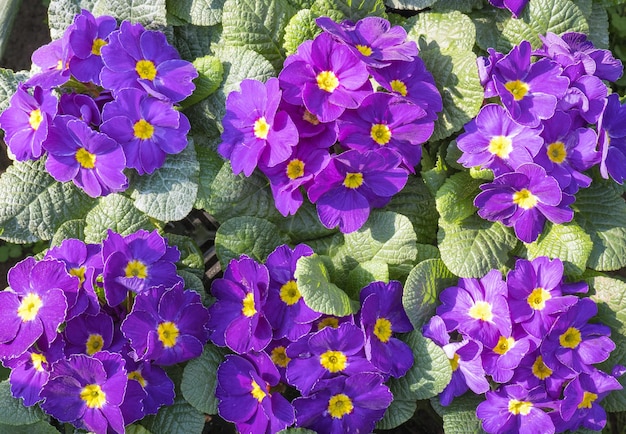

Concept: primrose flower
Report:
left=474, top=163, right=574, bottom=243
left=293, top=372, right=392, bottom=434
left=216, top=353, right=294, bottom=434
left=481, top=324, right=534, bottom=384
left=122, top=356, right=174, bottom=416
left=511, top=348, right=574, bottom=398
left=0, top=258, right=72, bottom=360
left=487, top=0, right=529, bottom=17
left=58, top=92, right=102, bottom=127
left=207, top=255, right=272, bottom=354
left=100, top=21, right=197, bottom=102
left=0, top=84, right=57, bottom=161
left=219, top=78, right=299, bottom=177
left=279, top=101, right=338, bottom=149
left=40, top=352, right=127, bottom=434
left=598, top=93, right=626, bottom=184
left=25, top=33, right=73, bottom=89
left=100, top=88, right=191, bottom=174
left=121, top=282, right=210, bottom=365
left=63, top=312, right=121, bottom=357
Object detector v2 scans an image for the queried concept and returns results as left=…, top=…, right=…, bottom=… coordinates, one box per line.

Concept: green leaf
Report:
left=278, top=428, right=317, bottom=434
left=93, top=0, right=168, bottom=28
left=470, top=7, right=510, bottom=52
left=272, top=200, right=336, bottom=243
left=525, top=221, right=593, bottom=278
left=172, top=23, right=222, bottom=61
left=282, top=9, right=321, bottom=55
left=0, top=69, right=28, bottom=114
left=130, top=143, right=199, bottom=222
left=386, top=176, right=438, bottom=245
left=193, top=141, right=225, bottom=210
left=375, top=398, right=417, bottom=430
left=165, top=233, right=204, bottom=273
left=166, top=0, right=225, bottom=25
left=125, top=425, right=153, bottom=434
left=345, top=260, right=389, bottom=296
left=0, top=380, right=44, bottom=425
left=431, top=393, right=485, bottom=433
left=432, top=0, right=484, bottom=12
left=498, top=0, right=589, bottom=51
left=215, top=216, right=289, bottom=267
left=50, top=219, right=86, bottom=246
left=177, top=269, right=206, bottom=296
left=588, top=2, right=610, bottom=49
left=181, top=344, right=226, bottom=414
left=435, top=172, right=482, bottom=225
left=384, top=0, right=436, bottom=10
left=403, top=258, right=456, bottom=329
left=0, top=159, right=93, bottom=243
left=294, top=254, right=359, bottom=316
left=142, top=397, right=205, bottom=434
left=572, top=179, right=626, bottom=271
left=0, top=421, right=60, bottom=434
left=47, top=0, right=97, bottom=40
left=180, top=56, right=224, bottom=108
left=438, top=215, right=518, bottom=278
left=421, top=151, right=450, bottom=196
left=310, top=0, right=387, bottom=22
left=222, top=0, right=295, bottom=71
left=83, top=194, right=156, bottom=244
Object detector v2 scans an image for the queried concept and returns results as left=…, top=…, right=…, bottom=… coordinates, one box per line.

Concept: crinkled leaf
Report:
left=180, top=56, right=224, bottom=108
left=0, top=69, right=29, bottom=114
left=435, top=172, right=482, bottom=225
left=572, top=0, right=592, bottom=16
left=431, top=393, right=485, bottom=433
left=283, top=9, right=321, bottom=56
left=294, top=253, right=359, bottom=316
left=47, top=0, right=97, bottom=40
left=83, top=194, right=156, bottom=244
left=588, top=2, right=610, bottom=49
left=386, top=176, right=438, bottom=245
left=0, top=421, right=59, bottom=434
left=525, top=221, right=593, bottom=278
left=166, top=0, right=225, bottom=25
left=384, top=0, right=435, bottom=10
left=375, top=398, right=417, bottom=430
left=272, top=200, right=336, bottom=243
left=50, top=219, right=86, bottom=246
left=310, top=0, right=386, bottom=23
left=125, top=425, right=153, bottom=434
left=0, top=380, right=45, bottom=425
left=177, top=269, right=206, bottom=297
left=432, top=0, right=484, bottom=12
left=93, top=0, right=167, bottom=28
left=165, top=233, right=204, bottom=274
left=403, top=258, right=456, bottom=329
left=130, top=143, right=199, bottom=222
left=470, top=7, right=510, bottom=52
left=173, top=23, right=222, bottom=61
left=421, top=151, right=450, bottom=196
left=416, top=243, right=440, bottom=263
left=406, top=10, right=475, bottom=52
left=304, top=232, right=344, bottom=257
left=141, top=397, right=205, bottom=434
left=345, top=260, right=388, bottom=297
left=181, top=344, right=226, bottom=414
left=215, top=216, right=289, bottom=267
left=278, top=429, right=317, bottom=434
left=193, top=141, right=225, bottom=210
left=0, top=159, right=93, bottom=243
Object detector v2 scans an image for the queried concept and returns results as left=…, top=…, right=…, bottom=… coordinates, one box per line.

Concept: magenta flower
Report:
left=0, top=84, right=57, bottom=161
left=279, top=100, right=338, bottom=149
left=219, top=78, right=299, bottom=176
left=100, top=88, right=191, bottom=174
left=63, top=312, right=122, bottom=357
left=598, top=93, right=626, bottom=184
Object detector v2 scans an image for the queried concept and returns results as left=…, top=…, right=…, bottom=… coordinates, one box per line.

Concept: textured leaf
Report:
left=403, top=258, right=456, bottom=329
left=435, top=172, right=482, bottom=225
left=215, top=216, right=289, bottom=267
left=432, top=0, right=484, bottom=12
left=525, top=221, right=593, bottom=278
left=193, top=141, right=224, bottom=210
left=421, top=151, right=450, bottom=196
left=272, top=200, right=336, bottom=243
left=0, top=69, right=29, bottom=114
left=431, top=393, right=485, bottom=433
left=386, top=176, right=438, bottom=245
left=375, top=398, right=417, bottom=430
left=93, top=0, right=168, bottom=28
left=310, top=0, right=387, bottom=22
left=47, top=0, right=97, bottom=40
left=222, top=0, right=295, bottom=71
left=165, top=233, right=204, bottom=273
left=0, top=421, right=59, bottom=434
left=588, top=2, right=610, bottom=49
left=83, top=194, right=156, bottom=244
left=471, top=7, right=510, bottom=52
left=283, top=9, right=321, bottom=55
left=294, top=254, right=360, bottom=316
left=142, top=397, right=205, bottom=434
left=278, top=429, right=317, bottom=434
left=0, top=159, right=93, bottom=243
left=50, top=219, right=87, bottom=246
left=125, top=425, right=153, bottom=434
left=167, top=0, right=225, bottom=25
left=384, top=0, right=435, bottom=10
left=345, top=260, right=389, bottom=297
left=172, top=23, right=222, bottom=61
left=130, top=143, right=199, bottom=222
left=180, top=56, right=224, bottom=108
left=0, top=380, right=44, bottom=425
left=181, top=344, right=225, bottom=414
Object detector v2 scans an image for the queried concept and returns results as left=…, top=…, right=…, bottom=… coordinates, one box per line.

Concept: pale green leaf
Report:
left=47, top=0, right=97, bottom=40
left=435, top=172, right=482, bottom=225
left=572, top=0, right=592, bottom=16
left=193, top=141, right=225, bottom=211
left=181, top=344, right=226, bottom=414
left=421, top=151, right=450, bottom=196
left=130, top=143, right=199, bottom=222
left=0, top=380, right=44, bottom=425
left=432, top=0, right=484, bottom=12
left=310, top=0, right=387, bottom=22
left=93, top=0, right=168, bottom=28
left=0, top=69, right=29, bottom=114
left=416, top=243, right=440, bottom=263
left=283, top=9, right=321, bottom=56
left=304, top=232, right=344, bottom=257
left=588, top=2, right=610, bottom=49
left=0, top=421, right=59, bottom=434
left=375, top=398, right=417, bottom=430
left=125, top=425, right=153, bottom=434
left=384, top=0, right=435, bottom=10
left=166, top=0, right=225, bottom=25
left=431, top=393, right=485, bottom=433
left=405, top=10, right=475, bottom=52
left=142, top=397, right=205, bottom=434
left=0, top=159, right=93, bottom=243
left=180, top=55, right=224, bottom=108
left=345, top=260, right=389, bottom=297
left=50, top=219, right=86, bottom=246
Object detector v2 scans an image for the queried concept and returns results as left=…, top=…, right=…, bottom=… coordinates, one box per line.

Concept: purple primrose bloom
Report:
left=487, top=0, right=529, bottom=17
left=58, top=92, right=102, bottom=127
left=598, top=93, right=626, bottom=184
left=122, top=356, right=174, bottom=416
left=511, top=348, right=574, bottom=399
left=63, top=311, right=121, bottom=357
left=25, top=34, right=73, bottom=89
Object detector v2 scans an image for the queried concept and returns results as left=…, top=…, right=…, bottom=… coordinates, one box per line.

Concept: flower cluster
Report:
left=0, top=230, right=210, bottom=433
left=208, top=244, right=415, bottom=433
left=0, top=10, right=196, bottom=197
left=458, top=32, right=623, bottom=242
left=424, top=256, right=622, bottom=433
left=219, top=16, right=442, bottom=233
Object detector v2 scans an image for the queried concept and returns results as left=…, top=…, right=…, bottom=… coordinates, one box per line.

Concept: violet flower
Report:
left=598, top=93, right=626, bottom=184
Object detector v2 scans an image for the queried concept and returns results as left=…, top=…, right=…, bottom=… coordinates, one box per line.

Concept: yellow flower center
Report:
left=320, top=350, right=347, bottom=372
left=157, top=321, right=179, bottom=348
left=370, top=124, right=392, bottom=145
left=286, top=159, right=305, bottom=180
left=355, top=44, right=372, bottom=56
left=270, top=346, right=291, bottom=368
left=80, top=384, right=106, bottom=408
left=468, top=301, right=493, bottom=322
left=450, top=353, right=460, bottom=371
left=328, top=393, right=354, bottom=419
left=280, top=280, right=301, bottom=305
left=69, top=266, right=86, bottom=285
left=29, top=109, right=43, bottom=130
left=527, top=287, right=551, bottom=310
left=318, top=317, right=339, bottom=330
left=17, top=293, right=43, bottom=322
left=390, top=79, right=408, bottom=96
left=547, top=141, right=567, bottom=164
left=253, top=116, right=270, bottom=139
left=531, top=355, right=552, bottom=380
left=578, top=391, right=598, bottom=409
left=75, top=148, right=97, bottom=169
left=559, top=327, right=582, bottom=349
left=316, top=70, right=339, bottom=93
left=343, top=172, right=363, bottom=189
left=493, top=336, right=515, bottom=355
left=250, top=379, right=266, bottom=402
left=373, top=317, right=393, bottom=343
left=136, top=59, right=157, bottom=80
left=86, top=334, right=104, bottom=355
left=91, top=38, right=107, bottom=56
left=505, top=80, right=530, bottom=101
left=128, top=370, right=147, bottom=387
left=508, top=399, right=533, bottom=415
left=133, top=119, right=155, bottom=140
left=31, top=353, right=47, bottom=372
left=512, top=188, right=538, bottom=210
left=488, top=135, right=513, bottom=159
left=125, top=259, right=147, bottom=279
left=242, top=292, right=257, bottom=317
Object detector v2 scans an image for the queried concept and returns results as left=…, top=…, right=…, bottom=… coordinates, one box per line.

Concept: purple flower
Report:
left=263, top=244, right=321, bottom=340
left=0, top=258, right=72, bottom=360
left=0, top=84, right=57, bottom=161
left=279, top=101, right=338, bottom=149
left=100, top=21, right=197, bottom=102
left=40, top=352, right=127, bottom=434
left=338, top=92, right=433, bottom=171
left=44, top=116, right=128, bottom=197
left=266, top=337, right=292, bottom=383
left=598, top=93, right=626, bottom=184
left=474, top=163, right=574, bottom=243
left=68, top=9, right=117, bottom=85
left=487, top=0, right=528, bottom=17
left=279, top=32, right=372, bottom=122
left=122, top=356, right=174, bottom=416
left=293, top=372, right=392, bottom=433
left=100, top=88, right=191, bottom=174
left=58, top=92, right=102, bottom=127
left=511, top=348, right=574, bottom=398
left=101, top=229, right=182, bottom=307
left=219, top=78, right=298, bottom=177
left=207, top=256, right=272, bottom=354
left=558, top=67, right=608, bottom=125
left=316, top=16, right=417, bottom=68
left=456, top=104, right=543, bottom=176
left=121, top=282, right=209, bottom=365
left=216, top=352, right=294, bottom=434
left=478, top=48, right=506, bottom=98
left=307, top=149, right=408, bottom=233
left=358, top=280, right=414, bottom=378
left=25, top=34, right=73, bottom=89
left=63, top=312, right=122, bottom=357
left=481, top=323, right=534, bottom=384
